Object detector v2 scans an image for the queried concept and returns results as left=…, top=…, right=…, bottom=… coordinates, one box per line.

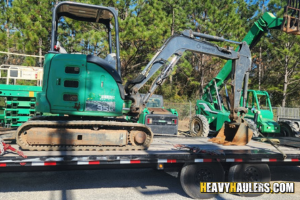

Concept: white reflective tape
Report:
left=226, top=159, right=235, bottom=162
left=158, top=159, right=167, bottom=163
left=0, top=158, right=41, bottom=163
left=284, top=159, right=292, bottom=162
left=261, top=158, right=270, bottom=162
left=71, top=157, right=89, bottom=161
left=31, top=162, right=44, bottom=166
left=120, top=160, right=130, bottom=164
left=194, top=159, right=204, bottom=163
left=45, top=157, right=64, bottom=162
left=77, top=161, right=89, bottom=165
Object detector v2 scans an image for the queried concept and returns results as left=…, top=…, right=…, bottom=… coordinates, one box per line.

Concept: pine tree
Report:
left=252, top=0, right=300, bottom=107
left=0, top=0, right=13, bottom=64
left=161, top=0, right=254, bottom=101
left=9, top=0, right=54, bottom=66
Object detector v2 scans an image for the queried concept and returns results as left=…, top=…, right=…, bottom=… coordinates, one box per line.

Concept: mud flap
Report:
left=209, top=120, right=253, bottom=146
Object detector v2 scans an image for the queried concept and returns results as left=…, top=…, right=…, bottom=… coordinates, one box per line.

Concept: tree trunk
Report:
left=6, top=25, right=9, bottom=64
left=39, top=38, right=42, bottom=67
left=199, top=54, right=204, bottom=99
left=6, top=0, right=10, bottom=64
left=171, top=6, right=175, bottom=35
left=282, top=54, right=289, bottom=107
left=169, top=7, right=175, bottom=84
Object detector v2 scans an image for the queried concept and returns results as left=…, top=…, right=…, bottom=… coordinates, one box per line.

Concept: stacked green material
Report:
left=0, top=84, right=42, bottom=127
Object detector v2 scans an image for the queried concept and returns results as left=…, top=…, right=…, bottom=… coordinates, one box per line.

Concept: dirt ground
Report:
left=178, top=118, right=190, bottom=131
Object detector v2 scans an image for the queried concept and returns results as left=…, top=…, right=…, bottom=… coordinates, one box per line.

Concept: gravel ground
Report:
left=0, top=165, right=300, bottom=200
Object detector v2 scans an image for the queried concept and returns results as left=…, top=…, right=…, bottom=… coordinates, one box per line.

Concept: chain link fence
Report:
left=273, top=107, right=300, bottom=121
left=164, top=102, right=196, bottom=120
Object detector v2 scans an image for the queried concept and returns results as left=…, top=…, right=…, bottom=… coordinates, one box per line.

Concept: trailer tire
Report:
left=180, top=163, right=224, bottom=199
left=278, top=121, right=296, bottom=137
left=294, top=121, right=300, bottom=132
left=189, top=115, right=209, bottom=137
left=228, top=163, right=270, bottom=197
left=290, top=122, right=299, bottom=132
left=244, top=119, right=259, bottom=137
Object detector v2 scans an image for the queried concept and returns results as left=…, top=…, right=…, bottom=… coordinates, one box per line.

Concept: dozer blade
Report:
left=282, top=0, right=300, bottom=35
left=209, top=120, right=253, bottom=146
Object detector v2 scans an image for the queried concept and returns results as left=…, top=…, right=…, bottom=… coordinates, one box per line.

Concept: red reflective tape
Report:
left=269, top=159, right=277, bottom=162
left=292, top=158, right=299, bottom=162
left=0, top=163, right=6, bottom=167
left=44, top=162, right=56, bottom=166
left=235, top=159, right=243, bottom=162
left=130, top=160, right=141, bottom=164
left=89, top=161, right=100, bottom=165
left=167, top=159, right=176, bottom=163
left=203, top=159, right=212, bottom=162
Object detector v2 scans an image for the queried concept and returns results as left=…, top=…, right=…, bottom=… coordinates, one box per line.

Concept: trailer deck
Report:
left=1, top=137, right=300, bottom=169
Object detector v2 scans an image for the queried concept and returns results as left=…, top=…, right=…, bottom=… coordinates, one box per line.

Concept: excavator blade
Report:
left=282, top=0, right=300, bottom=35
left=209, top=120, right=253, bottom=146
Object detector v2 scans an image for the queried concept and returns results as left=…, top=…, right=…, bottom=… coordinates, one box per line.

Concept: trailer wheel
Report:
left=294, top=121, right=300, bottom=132
left=279, top=121, right=296, bottom=137
left=290, top=121, right=299, bottom=132
left=189, top=115, right=209, bottom=137
left=180, top=163, right=224, bottom=199
left=228, top=163, right=270, bottom=197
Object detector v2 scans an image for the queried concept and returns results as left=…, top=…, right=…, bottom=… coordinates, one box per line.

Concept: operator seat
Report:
left=86, top=55, right=125, bottom=99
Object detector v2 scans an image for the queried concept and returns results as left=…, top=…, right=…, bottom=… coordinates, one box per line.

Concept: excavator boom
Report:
left=125, top=30, right=253, bottom=146
left=126, top=30, right=251, bottom=121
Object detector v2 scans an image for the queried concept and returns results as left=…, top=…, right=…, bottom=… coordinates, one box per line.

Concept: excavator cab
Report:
left=282, top=0, right=300, bottom=35
left=36, top=1, right=126, bottom=117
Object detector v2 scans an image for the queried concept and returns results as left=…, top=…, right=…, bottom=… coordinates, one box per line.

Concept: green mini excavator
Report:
left=15, top=1, right=254, bottom=150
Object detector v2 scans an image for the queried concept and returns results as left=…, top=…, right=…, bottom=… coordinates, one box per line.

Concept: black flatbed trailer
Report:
left=1, top=136, right=300, bottom=199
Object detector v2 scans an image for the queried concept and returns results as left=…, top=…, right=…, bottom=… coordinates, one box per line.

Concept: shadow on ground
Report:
left=0, top=168, right=188, bottom=199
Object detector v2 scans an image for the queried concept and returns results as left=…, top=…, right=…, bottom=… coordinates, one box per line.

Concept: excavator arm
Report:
left=125, top=30, right=251, bottom=122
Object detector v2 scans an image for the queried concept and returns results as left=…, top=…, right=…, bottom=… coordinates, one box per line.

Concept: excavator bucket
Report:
left=209, top=119, right=253, bottom=146
left=282, top=0, right=300, bottom=35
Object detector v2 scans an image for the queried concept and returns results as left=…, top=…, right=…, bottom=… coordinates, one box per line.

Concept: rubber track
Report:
left=16, top=120, right=153, bottom=151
